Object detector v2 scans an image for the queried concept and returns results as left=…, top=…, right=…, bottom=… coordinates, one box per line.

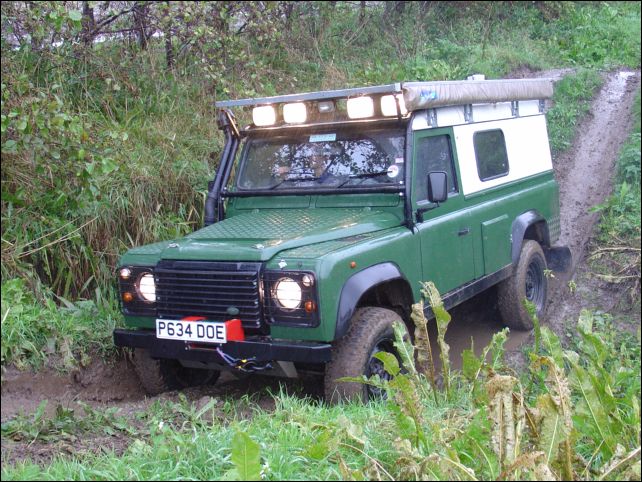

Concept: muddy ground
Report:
left=2, top=68, right=640, bottom=466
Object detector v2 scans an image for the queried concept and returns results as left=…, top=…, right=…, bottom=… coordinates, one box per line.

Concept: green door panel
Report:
left=462, top=173, right=559, bottom=278
left=481, top=214, right=511, bottom=274
left=412, top=128, right=476, bottom=293
left=417, top=210, right=475, bottom=293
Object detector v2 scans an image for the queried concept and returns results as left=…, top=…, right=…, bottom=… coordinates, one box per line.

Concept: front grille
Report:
left=155, top=260, right=262, bottom=329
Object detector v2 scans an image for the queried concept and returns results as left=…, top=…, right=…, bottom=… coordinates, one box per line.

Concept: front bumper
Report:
left=113, top=329, right=332, bottom=364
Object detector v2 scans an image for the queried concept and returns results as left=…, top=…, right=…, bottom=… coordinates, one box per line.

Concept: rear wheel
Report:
left=498, top=240, right=548, bottom=331
left=132, top=348, right=220, bottom=395
left=324, top=307, right=407, bottom=403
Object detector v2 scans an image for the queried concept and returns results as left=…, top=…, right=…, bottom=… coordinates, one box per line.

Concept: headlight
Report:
left=274, top=277, right=302, bottom=310
left=136, top=273, right=156, bottom=302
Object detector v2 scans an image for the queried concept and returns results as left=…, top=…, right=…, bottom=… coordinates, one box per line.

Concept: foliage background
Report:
left=1, top=2, right=640, bottom=480
left=2, top=1, right=640, bottom=301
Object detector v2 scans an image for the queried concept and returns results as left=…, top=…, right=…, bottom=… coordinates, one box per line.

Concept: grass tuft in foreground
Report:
left=2, top=284, right=639, bottom=481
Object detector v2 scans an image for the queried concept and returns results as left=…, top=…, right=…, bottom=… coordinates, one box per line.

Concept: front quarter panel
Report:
left=269, top=227, right=421, bottom=342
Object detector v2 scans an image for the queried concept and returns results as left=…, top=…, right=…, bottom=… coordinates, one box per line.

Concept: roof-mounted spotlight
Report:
left=252, top=105, right=276, bottom=126
left=346, top=96, right=374, bottom=119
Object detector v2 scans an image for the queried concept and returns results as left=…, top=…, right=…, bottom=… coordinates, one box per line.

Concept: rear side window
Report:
left=474, top=129, right=509, bottom=181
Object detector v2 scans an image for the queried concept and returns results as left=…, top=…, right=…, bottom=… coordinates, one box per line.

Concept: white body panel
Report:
left=437, top=106, right=466, bottom=127
left=518, top=100, right=541, bottom=116
left=411, top=100, right=544, bottom=130
left=453, top=115, right=553, bottom=196
left=471, top=102, right=513, bottom=122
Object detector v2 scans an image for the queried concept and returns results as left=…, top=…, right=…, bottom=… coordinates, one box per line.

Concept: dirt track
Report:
left=1, top=69, right=640, bottom=463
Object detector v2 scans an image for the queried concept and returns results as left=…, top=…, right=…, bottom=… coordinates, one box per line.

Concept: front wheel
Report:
left=132, top=348, right=220, bottom=395
left=498, top=240, right=548, bottom=331
left=324, top=307, right=407, bottom=404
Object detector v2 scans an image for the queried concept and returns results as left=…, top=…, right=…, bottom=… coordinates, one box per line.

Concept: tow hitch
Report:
left=215, top=347, right=273, bottom=373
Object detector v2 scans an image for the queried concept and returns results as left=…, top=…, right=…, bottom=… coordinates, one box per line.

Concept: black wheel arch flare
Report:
left=335, top=262, right=412, bottom=340
left=510, top=210, right=550, bottom=265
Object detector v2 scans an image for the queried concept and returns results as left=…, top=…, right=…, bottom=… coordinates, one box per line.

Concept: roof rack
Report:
left=215, top=83, right=402, bottom=108
left=215, top=78, right=553, bottom=112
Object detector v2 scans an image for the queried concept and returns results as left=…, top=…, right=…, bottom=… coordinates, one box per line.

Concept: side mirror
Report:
left=427, top=171, right=448, bottom=203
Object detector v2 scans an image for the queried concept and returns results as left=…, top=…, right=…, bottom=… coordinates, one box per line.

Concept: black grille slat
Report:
left=157, top=293, right=257, bottom=303
left=160, top=308, right=261, bottom=317
left=156, top=284, right=258, bottom=294
left=158, top=300, right=259, bottom=313
left=155, top=260, right=263, bottom=329
left=157, top=276, right=257, bottom=283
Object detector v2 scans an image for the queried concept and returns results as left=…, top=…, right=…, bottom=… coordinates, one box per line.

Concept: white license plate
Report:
left=156, top=319, right=227, bottom=344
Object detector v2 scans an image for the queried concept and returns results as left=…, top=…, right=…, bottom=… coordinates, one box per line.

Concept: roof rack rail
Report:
left=215, top=83, right=402, bottom=108
left=215, top=78, right=553, bottom=111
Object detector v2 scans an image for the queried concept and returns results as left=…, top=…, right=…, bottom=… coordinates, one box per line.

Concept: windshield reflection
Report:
left=237, top=128, right=405, bottom=191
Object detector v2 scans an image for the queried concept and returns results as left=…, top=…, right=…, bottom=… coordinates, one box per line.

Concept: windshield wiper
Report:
left=337, top=170, right=390, bottom=187
left=269, top=175, right=321, bottom=190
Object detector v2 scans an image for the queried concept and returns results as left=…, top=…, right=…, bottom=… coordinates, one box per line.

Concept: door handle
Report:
left=458, top=227, right=471, bottom=236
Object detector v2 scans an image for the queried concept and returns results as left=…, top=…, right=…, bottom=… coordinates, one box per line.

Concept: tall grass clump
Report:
left=1, top=46, right=219, bottom=300
left=546, top=69, right=603, bottom=156
left=1, top=278, right=119, bottom=370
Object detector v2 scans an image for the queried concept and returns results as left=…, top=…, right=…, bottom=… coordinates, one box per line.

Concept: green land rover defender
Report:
left=114, top=77, right=571, bottom=402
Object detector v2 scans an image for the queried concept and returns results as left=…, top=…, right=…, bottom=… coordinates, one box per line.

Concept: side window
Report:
left=474, top=129, right=509, bottom=181
left=415, top=135, right=458, bottom=202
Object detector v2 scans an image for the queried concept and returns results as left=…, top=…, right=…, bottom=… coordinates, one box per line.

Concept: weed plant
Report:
left=0, top=278, right=119, bottom=370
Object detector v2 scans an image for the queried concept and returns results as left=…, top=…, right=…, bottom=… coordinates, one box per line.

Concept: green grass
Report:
left=0, top=386, right=475, bottom=480
left=1, top=305, right=639, bottom=481
left=546, top=69, right=604, bottom=156
left=0, top=278, right=119, bottom=370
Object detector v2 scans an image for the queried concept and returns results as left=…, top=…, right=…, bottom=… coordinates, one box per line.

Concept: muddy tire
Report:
left=132, top=348, right=220, bottom=395
left=324, top=307, right=407, bottom=404
left=498, top=240, right=548, bottom=331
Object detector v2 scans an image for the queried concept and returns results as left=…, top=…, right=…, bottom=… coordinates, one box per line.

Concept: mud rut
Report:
left=2, top=69, right=640, bottom=441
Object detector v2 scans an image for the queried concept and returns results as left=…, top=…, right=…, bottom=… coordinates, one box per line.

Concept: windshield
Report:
left=236, top=127, right=405, bottom=191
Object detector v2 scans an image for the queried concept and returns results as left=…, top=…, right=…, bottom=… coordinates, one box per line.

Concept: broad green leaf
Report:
left=541, top=327, right=564, bottom=366
left=565, top=354, right=616, bottom=459
left=374, top=351, right=400, bottom=376
left=462, top=348, right=481, bottom=381
left=231, top=431, right=261, bottom=481
left=536, top=394, right=568, bottom=464
left=305, top=429, right=334, bottom=460
left=101, top=158, right=118, bottom=174
left=3, top=139, right=17, bottom=152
